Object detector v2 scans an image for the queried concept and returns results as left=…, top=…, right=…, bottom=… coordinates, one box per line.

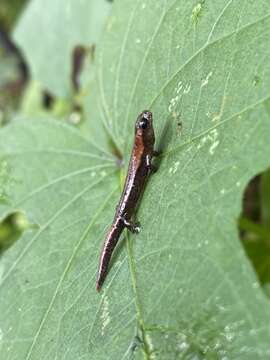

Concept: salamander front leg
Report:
left=146, top=154, right=157, bottom=173
left=121, top=216, right=141, bottom=234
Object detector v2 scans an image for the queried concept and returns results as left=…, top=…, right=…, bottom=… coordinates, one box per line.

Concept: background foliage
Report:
left=1, top=0, right=270, bottom=359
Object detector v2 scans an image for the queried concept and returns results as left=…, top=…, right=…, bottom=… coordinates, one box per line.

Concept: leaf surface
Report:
left=1, top=0, right=270, bottom=359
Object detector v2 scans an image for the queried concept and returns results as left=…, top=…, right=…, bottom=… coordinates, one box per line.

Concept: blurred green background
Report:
left=0, top=0, right=28, bottom=123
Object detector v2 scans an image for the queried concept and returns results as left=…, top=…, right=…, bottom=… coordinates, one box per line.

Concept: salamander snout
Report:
left=142, top=110, right=152, bottom=121
left=136, top=110, right=152, bottom=130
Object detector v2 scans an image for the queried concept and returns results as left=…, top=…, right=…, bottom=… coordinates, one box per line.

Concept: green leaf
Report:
left=13, top=0, right=112, bottom=97
left=1, top=0, right=270, bottom=359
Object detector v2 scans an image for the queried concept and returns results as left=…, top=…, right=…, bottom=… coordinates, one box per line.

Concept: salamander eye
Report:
left=139, top=119, right=148, bottom=129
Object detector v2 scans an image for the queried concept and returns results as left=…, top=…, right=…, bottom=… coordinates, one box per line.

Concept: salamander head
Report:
left=135, top=110, right=152, bottom=131
left=135, top=110, right=155, bottom=148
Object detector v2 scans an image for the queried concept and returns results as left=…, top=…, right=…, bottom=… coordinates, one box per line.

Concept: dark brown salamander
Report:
left=96, top=110, right=157, bottom=291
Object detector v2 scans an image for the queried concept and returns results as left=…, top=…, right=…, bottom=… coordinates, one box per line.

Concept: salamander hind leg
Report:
left=121, top=216, right=141, bottom=234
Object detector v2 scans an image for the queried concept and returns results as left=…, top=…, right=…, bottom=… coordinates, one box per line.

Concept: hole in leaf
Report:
left=0, top=212, right=31, bottom=255
left=42, top=90, right=55, bottom=109
left=239, top=169, right=270, bottom=295
left=70, top=44, right=92, bottom=93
